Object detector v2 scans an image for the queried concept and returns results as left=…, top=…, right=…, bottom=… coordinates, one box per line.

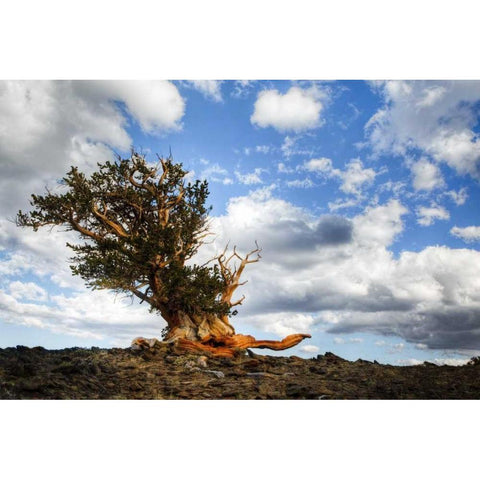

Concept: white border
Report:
left=1, top=1, right=478, bottom=477
left=1, top=0, right=479, bottom=79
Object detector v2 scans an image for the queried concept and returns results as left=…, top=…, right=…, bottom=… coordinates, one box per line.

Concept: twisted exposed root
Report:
left=176, top=333, right=312, bottom=357
left=174, top=339, right=240, bottom=357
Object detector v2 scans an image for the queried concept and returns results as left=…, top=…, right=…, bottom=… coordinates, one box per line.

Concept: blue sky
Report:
left=1, top=80, right=480, bottom=365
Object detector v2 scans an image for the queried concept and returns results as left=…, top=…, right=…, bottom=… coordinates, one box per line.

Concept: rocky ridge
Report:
left=1, top=343, right=479, bottom=399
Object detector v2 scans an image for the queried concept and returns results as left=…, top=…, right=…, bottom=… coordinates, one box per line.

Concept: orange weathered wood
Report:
left=175, top=332, right=312, bottom=357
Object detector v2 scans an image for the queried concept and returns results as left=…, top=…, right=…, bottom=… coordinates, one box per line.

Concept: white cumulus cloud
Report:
left=0, top=80, right=185, bottom=217
left=450, top=225, right=480, bottom=243
left=235, top=168, right=265, bottom=185
left=299, top=345, right=320, bottom=353
left=432, top=358, right=470, bottom=366
left=366, top=80, right=480, bottom=179
left=286, top=178, right=314, bottom=189
left=0, top=288, right=162, bottom=344
left=333, top=337, right=363, bottom=345
left=9, top=281, right=48, bottom=302
left=304, top=157, right=377, bottom=198
left=200, top=162, right=233, bottom=185
left=104, top=80, right=185, bottom=133
left=444, top=187, right=468, bottom=205
left=304, top=157, right=334, bottom=174
left=411, top=158, right=445, bottom=191
left=186, top=80, right=223, bottom=102
left=251, top=86, right=325, bottom=132
left=416, top=203, right=450, bottom=226
left=339, top=159, right=377, bottom=196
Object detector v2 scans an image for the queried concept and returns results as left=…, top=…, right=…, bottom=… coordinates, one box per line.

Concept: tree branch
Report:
left=130, top=288, right=153, bottom=305
left=230, top=295, right=245, bottom=307
left=215, top=242, right=262, bottom=306
left=92, top=202, right=130, bottom=238
left=69, top=210, right=103, bottom=241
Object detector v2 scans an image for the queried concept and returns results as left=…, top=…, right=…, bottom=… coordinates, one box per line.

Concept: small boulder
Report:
left=197, top=356, right=208, bottom=368
left=131, top=337, right=160, bottom=350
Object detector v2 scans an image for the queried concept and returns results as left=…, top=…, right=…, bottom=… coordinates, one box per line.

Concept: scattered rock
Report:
left=243, top=359, right=261, bottom=369
left=285, top=384, right=317, bottom=399
left=197, top=356, right=208, bottom=368
left=130, top=337, right=159, bottom=350
left=31, top=346, right=46, bottom=352
left=52, top=361, right=84, bottom=375
left=309, top=367, right=327, bottom=374
left=1, top=346, right=480, bottom=399
left=89, top=362, right=101, bottom=375
left=323, top=352, right=344, bottom=363
left=205, top=370, right=225, bottom=378
left=17, top=378, right=43, bottom=392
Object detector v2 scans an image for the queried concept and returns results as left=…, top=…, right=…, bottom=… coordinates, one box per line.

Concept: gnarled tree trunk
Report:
left=151, top=310, right=311, bottom=357
left=163, top=311, right=236, bottom=343
left=140, top=244, right=312, bottom=357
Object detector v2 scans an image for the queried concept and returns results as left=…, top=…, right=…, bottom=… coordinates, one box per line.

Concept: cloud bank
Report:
left=0, top=80, right=185, bottom=216
left=366, top=80, right=480, bottom=179
left=199, top=189, right=480, bottom=351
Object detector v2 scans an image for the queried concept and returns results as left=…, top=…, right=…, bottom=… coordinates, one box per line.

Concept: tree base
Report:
left=132, top=333, right=312, bottom=357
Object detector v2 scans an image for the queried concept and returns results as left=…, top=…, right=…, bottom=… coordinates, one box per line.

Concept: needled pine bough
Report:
left=16, top=151, right=310, bottom=357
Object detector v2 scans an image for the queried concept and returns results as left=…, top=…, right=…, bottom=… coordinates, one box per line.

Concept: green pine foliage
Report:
left=16, top=151, right=231, bottom=318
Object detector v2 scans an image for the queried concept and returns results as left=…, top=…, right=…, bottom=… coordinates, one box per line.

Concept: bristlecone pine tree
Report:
left=16, top=152, right=310, bottom=356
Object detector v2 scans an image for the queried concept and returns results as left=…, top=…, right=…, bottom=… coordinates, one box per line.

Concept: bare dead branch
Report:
left=158, top=158, right=169, bottom=186
left=230, top=295, right=245, bottom=307
left=214, top=242, right=262, bottom=306
left=92, top=203, right=130, bottom=238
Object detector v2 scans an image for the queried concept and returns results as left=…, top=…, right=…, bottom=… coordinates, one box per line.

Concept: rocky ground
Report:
left=1, top=343, right=479, bottom=399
